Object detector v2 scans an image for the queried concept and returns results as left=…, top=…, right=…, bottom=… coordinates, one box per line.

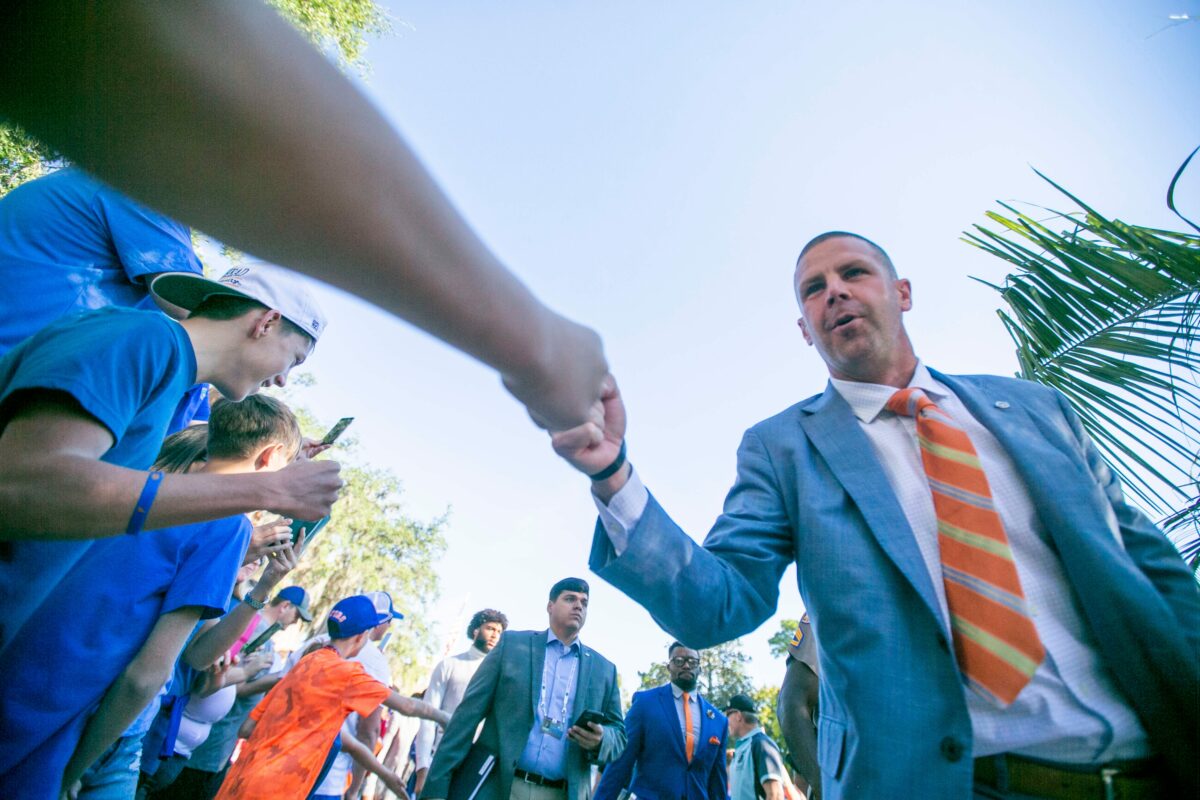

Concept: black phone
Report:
left=290, top=515, right=330, bottom=547
left=572, top=710, right=609, bottom=730
left=240, top=621, right=282, bottom=655
left=320, top=416, right=354, bottom=446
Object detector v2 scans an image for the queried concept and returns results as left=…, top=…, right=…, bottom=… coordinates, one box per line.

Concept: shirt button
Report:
left=940, top=736, right=965, bottom=762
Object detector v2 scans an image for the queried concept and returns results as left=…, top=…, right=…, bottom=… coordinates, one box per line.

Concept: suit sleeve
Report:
left=1057, top=390, right=1200, bottom=653
left=590, top=662, right=627, bottom=765
left=590, top=428, right=795, bottom=648
left=424, top=640, right=504, bottom=798
left=593, top=692, right=642, bottom=800
left=415, top=658, right=450, bottom=770
left=708, top=716, right=729, bottom=800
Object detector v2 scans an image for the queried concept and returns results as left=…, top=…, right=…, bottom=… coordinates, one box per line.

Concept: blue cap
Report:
left=275, top=586, right=312, bottom=621
left=327, top=595, right=389, bottom=639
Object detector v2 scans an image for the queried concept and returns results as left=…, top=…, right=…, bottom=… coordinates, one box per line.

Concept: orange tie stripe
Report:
left=887, top=388, right=1045, bottom=706
left=682, top=691, right=694, bottom=762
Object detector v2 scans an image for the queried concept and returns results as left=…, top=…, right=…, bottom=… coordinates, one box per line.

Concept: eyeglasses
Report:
left=669, top=657, right=701, bottom=668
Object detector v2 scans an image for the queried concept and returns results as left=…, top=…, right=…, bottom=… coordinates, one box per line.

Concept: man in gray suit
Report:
left=423, top=578, right=625, bottom=800
left=550, top=233, right=1198, bottom=799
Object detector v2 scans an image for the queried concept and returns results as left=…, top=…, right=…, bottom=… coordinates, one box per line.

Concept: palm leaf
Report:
left=963, top=157, right=1200, bottom=516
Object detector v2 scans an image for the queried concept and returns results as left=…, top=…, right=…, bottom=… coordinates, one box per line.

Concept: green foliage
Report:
left=964, top=157, right=1200, bottom=518
left=768, top=619, right=800, bottom=660
left=0, top=0, right=389, bottom=197
left=637, top=639, right=755, bottom=710
left=752, top=685, right=788, bottom=757
left=0, top=124, right=53, bottom=197
left=282, top=399, right=448, bottom=690
left=269, top=0, right=390, bottom=72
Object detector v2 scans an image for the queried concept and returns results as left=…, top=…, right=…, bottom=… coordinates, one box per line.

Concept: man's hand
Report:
left=503, top=317, right=607, bottom=431
left=266, top=458, right=343, bottom=521
left=238, top=650, right=271, bottom=677
left=259, top=531, right=303, bottom=586
left=549, top=375, right=629, bottom=501
left=59, top=778, right=81, bottom=800
left=566, top=721, right=604, bottom=751
left=244, top=517, right=293, bottom=565
left=381, top=769, right=410, bottom=800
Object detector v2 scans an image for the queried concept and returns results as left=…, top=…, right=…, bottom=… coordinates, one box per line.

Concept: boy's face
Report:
left=215, top=310, right=314, bottom=401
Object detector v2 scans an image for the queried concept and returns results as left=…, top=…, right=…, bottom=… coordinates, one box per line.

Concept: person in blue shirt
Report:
left=0, top=262, right=343, bottom=655
left=0, top=394, right=308, bottom=800
left=0, top=167, right=212, bottom=433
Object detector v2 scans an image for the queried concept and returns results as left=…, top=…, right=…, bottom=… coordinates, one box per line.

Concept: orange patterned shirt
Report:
left=215, top=646, right=391, bottom=800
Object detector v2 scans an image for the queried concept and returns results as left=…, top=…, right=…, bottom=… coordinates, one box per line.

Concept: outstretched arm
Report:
left=343, top=731, right=409, bottom=800
left=0, top=0, right=606, bottom=430
left=384, top=691, right=451, bottom=728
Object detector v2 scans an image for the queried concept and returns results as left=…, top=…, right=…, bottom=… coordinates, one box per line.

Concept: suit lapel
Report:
left=800, top=385, right=946, bottom=628
left=657, top=684, right=687, bottom=761
left=531, top=630, right=547, bottom=717
left=570, top=642, right=593, bottom=721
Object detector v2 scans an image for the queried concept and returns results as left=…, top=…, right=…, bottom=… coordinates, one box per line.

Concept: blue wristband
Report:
left=126, top=470, right=164, bottom=536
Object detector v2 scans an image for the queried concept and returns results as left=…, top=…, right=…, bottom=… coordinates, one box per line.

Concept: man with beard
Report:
left=595, top=643, right=728, bottom=800
left=413, top=608, right=510, bottom=795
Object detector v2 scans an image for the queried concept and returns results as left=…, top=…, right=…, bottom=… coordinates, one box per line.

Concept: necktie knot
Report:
left=886, top=387, right=933, bottom=418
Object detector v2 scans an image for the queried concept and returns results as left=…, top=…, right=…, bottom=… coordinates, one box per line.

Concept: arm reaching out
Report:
left=0, top=0, right=607, bottom=430
left=384, top=691, right=451, bottom=728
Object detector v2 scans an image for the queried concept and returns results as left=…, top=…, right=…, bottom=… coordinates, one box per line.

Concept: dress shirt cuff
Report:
left=592, top=467, right=649, bottom=556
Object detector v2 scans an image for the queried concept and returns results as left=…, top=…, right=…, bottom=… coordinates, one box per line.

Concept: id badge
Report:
left=542, top=717, right=565, bottom=739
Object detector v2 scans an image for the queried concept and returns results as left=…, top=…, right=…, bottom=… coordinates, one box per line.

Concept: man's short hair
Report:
left=549, top=577, right=589, bottom=602
left=189, top=294, right=312, bottom=341
left=206, top=395, right=302, bottom=461
left=153, top=424, right=209, bottom=474
left=668, top=640, right=695, bottom=658
left=468, top=608, right=509, bottom=638
left=795, top=231, right=897, bottom=279
left=741, top=710, right=760, bottom=725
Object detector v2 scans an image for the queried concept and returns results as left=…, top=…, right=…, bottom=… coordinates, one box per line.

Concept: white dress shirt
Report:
left=597, top=362, right=1149, bottom=763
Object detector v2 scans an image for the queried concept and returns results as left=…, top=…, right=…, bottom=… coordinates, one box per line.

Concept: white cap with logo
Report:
left=150, top=260, right=327, bottom=342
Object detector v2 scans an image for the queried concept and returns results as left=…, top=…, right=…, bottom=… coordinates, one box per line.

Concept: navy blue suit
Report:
left=595, top=684, right=728, bottom=800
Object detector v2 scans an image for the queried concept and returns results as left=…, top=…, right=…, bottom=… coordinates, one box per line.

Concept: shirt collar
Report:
left=462, top=645, right=488, bottom=661
left=829, top=360, right=947, bottom=424
left=546, top=628, right=581, bottom=653
left=670, top=682, right=698, bottom=700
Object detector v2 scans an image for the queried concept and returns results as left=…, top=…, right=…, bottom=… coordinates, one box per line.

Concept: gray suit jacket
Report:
left=424, top=629, right=626, bottom=800
left=590, top=372, right=1200, bottom=798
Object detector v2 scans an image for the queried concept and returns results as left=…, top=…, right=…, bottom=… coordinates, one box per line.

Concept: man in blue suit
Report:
left=551, top=232, right=1199, bottom=799
left=595, top=642, right=727, bottom=800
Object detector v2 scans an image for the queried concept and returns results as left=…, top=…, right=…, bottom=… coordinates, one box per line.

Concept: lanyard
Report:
left=538, top=641, right=578, bottom=723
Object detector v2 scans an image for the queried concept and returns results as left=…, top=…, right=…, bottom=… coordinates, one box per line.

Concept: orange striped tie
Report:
left=887, top=388, right=1044, bottom=706
left=682, top=692, right=694, bottom=762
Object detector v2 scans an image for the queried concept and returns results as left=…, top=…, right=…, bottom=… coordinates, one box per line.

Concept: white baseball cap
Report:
left=151, top=260, right=327, bottom=342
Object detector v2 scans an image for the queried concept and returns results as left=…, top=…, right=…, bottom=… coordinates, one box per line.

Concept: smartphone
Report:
left=379, top=632, right=392, bottom=652
left=320, top=416, right=354, bottom=446
left=572, top=710, right=610, bottom=730
left=290, top=515, right=330, bottom=547
left=240, top=621, right=282, bottom=655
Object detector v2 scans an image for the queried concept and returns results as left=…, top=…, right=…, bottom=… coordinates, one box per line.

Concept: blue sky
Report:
left=278, top=1, right=1198, bottom=689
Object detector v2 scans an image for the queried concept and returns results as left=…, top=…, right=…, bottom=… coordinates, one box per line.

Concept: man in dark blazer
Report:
left=550, top=232, right=1199, bottom=799
left=423, top=578, right=625, bottom=800
left=594, top=642, right=727, bottom=800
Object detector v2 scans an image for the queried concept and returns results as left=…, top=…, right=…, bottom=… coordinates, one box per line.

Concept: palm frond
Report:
left=963, top=160, right=1200, bottom=515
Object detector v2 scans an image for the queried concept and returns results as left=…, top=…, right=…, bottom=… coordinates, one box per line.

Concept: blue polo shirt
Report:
left=0, top=514, right=251, bottom=800
left=0, top=168, right=203, bottom=357
left=0, top=307, right=198, bottom=653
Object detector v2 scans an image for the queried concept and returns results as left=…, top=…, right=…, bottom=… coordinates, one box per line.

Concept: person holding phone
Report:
left=424, top=578, right=625, bottom=800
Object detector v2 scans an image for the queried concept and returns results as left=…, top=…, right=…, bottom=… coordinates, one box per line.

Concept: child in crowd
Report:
left=215, top=595, right=452, bottom=800
left=0, top=395, right=307, bottom=800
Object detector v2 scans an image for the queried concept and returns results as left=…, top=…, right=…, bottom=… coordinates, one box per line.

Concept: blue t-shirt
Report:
left=0, top=514, right=251, bottom=800
left=0, top=307, right=198, bottom=653
left=0, top=168, right=203, bottom=357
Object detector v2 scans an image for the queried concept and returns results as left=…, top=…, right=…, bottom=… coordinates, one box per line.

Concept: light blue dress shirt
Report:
left=517, top=630, right=581, bottom=780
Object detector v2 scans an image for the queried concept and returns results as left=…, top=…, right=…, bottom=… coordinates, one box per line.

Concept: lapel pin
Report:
left=994, top=401, right=1010, bottom=409
left=706, top=709, right=714, bottom=718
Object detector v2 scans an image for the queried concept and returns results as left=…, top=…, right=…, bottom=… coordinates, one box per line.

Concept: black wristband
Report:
left=589, top=440, right=627, bottom=482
